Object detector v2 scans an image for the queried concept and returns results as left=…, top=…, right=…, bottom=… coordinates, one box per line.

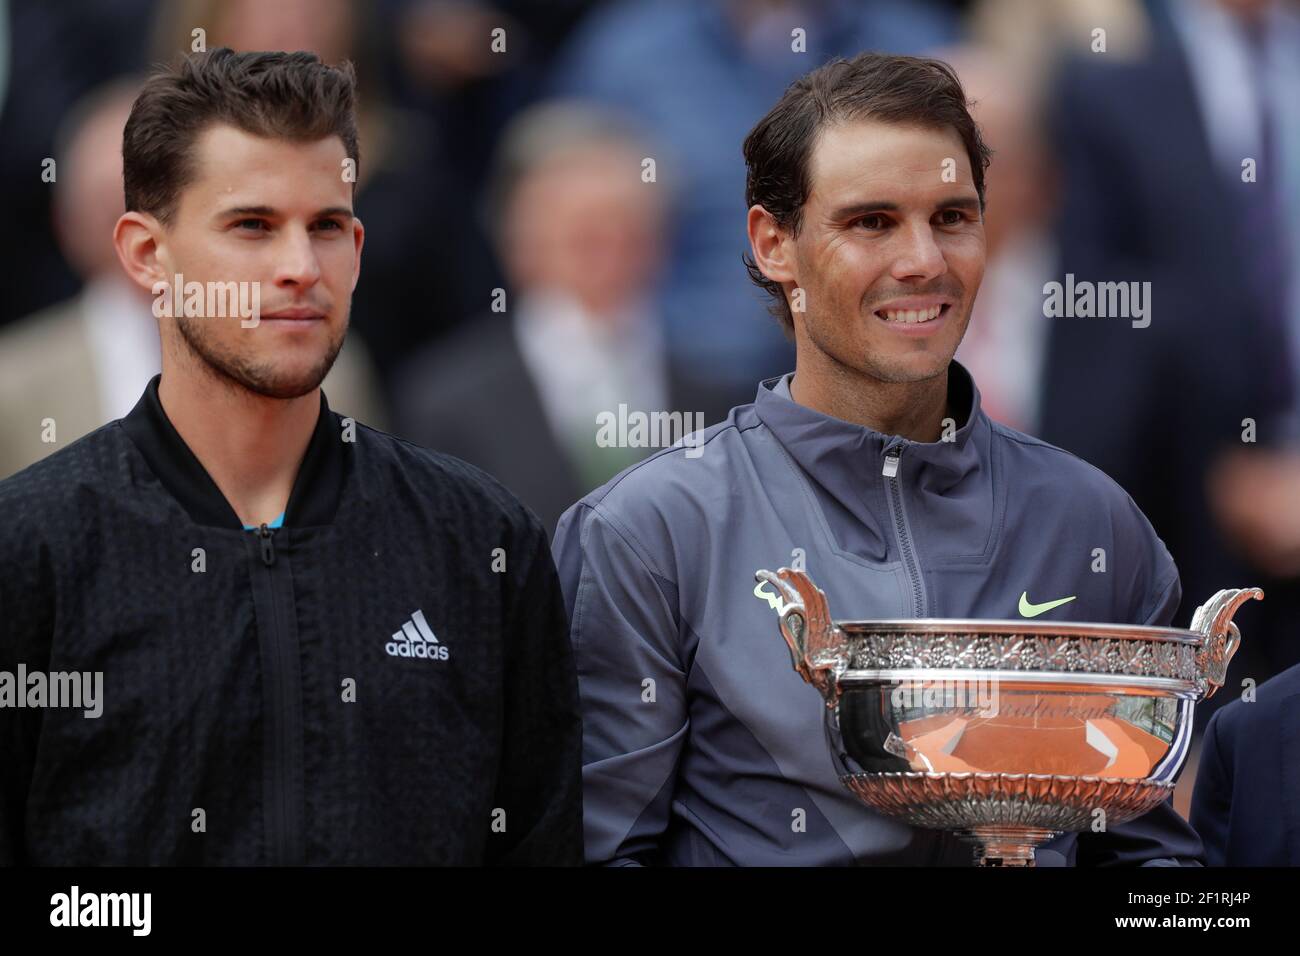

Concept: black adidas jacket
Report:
left=0, top=376, right=582, bottom=865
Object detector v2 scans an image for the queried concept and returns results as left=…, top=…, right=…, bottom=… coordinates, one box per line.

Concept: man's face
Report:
left=155, top=123, right=362, bottom=399
left=506, top=145, right=664, bottom=316
left=788, top=119, right=984, bottom=383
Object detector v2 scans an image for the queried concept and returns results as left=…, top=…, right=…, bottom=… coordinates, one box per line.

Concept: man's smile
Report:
left=873, top=301, right=953, bottom=335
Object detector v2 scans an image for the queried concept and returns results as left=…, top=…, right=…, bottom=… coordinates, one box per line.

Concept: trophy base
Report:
left=961, top=827, right=1060, bottom=866
left=842, top=770, right=1177, bottom=866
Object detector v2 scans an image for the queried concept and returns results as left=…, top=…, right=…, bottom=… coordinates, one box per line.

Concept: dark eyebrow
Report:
left=831, top=196, right=981, bottom=220
left=218, top=205, right=277, bottom=218
left=216, top=205, right=354, bottom=219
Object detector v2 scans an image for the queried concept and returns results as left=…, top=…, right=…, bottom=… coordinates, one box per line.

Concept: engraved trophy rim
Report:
left=834, top=618, right=1203, bottom=644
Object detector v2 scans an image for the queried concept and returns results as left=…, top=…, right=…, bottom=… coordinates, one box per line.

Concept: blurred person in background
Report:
left=1189, top=646, right=1300, bottom=864
left=955, top=0, right=1177, bottom=439
left=945, top=47, right=1059, bottom=434
left=0, top=0, right=153, bottom=329
left=1035, top=0, right=1300, bottom=731
left=954, top=0, right=1154, bottom=437
left=393, top=101, right=734, bottom=536
left=382, top=0, right=602, bottom=206
left=549, top=0, right=959, bottom=402
left=151, top=0, right=493, bottom=396
left=0, top=80, right=385, bottom=479
left=968, top=0, right=1152, bottom=81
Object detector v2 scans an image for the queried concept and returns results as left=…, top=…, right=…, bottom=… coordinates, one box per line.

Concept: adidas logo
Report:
left=385, top=609, right=449, bottom=661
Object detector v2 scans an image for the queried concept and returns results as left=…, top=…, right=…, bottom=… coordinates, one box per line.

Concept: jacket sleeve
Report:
left=1075, top=505, right=1205, bottom=866
left=552, top=501, right=687, bottom=866
left=1188, top=706, right=1232, bottom=867
left=484, top=512, right=584, bottom=865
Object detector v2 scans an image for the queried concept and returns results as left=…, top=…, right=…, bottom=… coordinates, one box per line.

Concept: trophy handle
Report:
left=1190, top=587, right=1264, bottom=699
left=755, top=568, right=849, bottom=707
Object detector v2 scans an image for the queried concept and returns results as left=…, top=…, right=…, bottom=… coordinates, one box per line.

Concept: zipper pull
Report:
left=258, top=524, right=276, bottom=566
left=882, top=437, right=908, bottom=477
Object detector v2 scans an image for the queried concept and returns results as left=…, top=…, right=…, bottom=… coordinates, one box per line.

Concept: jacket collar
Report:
left=121, top=374, right=348, bottom=529
left=753, top=359, right=989, bottom=556
left=756, top=358, right=983, bottom=471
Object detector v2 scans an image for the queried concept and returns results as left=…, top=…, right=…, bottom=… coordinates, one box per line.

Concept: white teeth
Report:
left=880, top=305, right=943, bottom=323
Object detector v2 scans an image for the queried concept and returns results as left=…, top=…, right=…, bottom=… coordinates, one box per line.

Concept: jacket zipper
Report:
left=255, top=523, right=305, bottom=865
left=882, top=441, right=925, bottom=617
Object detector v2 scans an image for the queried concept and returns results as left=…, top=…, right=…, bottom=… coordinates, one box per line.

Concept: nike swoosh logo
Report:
left=1018, top=591, right=1077, bottom=618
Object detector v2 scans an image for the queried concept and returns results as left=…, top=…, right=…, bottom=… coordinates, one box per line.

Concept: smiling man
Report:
left=0, top=49, right=581, bottom=865
left=553, top=52, right=1203, bottom=866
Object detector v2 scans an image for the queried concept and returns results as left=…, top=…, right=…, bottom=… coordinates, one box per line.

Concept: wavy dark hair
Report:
left=123, top=47, right=359, bottom=225
left=742, top=52, right=991, bottom=336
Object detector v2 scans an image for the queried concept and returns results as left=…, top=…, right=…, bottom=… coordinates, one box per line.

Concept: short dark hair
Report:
left=742, top=52, right=991, bottom=335
left=123, top=47, right=359, bottom=225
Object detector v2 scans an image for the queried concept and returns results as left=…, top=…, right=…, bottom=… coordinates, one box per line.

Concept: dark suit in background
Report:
left=393, top=312, right=737, bottom=537
left=1037, top=6, right=1298, bottom=728
left=1190, top=662, right=1300, bottom=865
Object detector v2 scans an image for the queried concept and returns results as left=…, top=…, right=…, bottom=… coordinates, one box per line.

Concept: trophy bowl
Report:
left=754, top=567, right=1262, bottom=866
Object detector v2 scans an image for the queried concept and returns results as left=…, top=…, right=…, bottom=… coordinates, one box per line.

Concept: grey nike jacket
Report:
left=552, top=359, right=1205, bottom=866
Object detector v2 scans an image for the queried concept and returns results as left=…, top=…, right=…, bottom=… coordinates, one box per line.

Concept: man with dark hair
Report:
left=0, top=48, right=581, bottom=865
left=553, top=52, right=1203, bottom=866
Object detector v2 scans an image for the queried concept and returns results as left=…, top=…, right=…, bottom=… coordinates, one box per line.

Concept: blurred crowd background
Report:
left=1, top=0, right=1299, bottom=816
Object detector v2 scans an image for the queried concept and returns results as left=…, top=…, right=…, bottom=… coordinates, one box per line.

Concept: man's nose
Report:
left=273, top=228, right=322, bottom=288
left=889, top=222, right=948, bottom=282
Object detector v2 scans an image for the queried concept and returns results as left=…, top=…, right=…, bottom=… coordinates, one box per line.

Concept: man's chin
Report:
left=859, top=351, right=954, bottom=384
left=177, top=318, right=343, bottom=401
left=236, top=366, right=334, bottom=400
left=241, top=379, right=325, bottom=401
left=201, top=353, right=339, bottom=401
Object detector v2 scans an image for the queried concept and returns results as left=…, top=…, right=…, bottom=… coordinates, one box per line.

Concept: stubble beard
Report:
left=174, top=313, right=346, bottom=400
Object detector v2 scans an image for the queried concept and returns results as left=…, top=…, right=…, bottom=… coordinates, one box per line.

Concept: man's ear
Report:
left=746, top=204, right=797, bottom=287
left=350, top=216, right=365, bottom=292
left=113, top=211, right=168, bottom=297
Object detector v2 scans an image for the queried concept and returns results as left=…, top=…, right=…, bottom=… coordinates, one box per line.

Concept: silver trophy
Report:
left=755, top=567, right=1262, bottom=866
